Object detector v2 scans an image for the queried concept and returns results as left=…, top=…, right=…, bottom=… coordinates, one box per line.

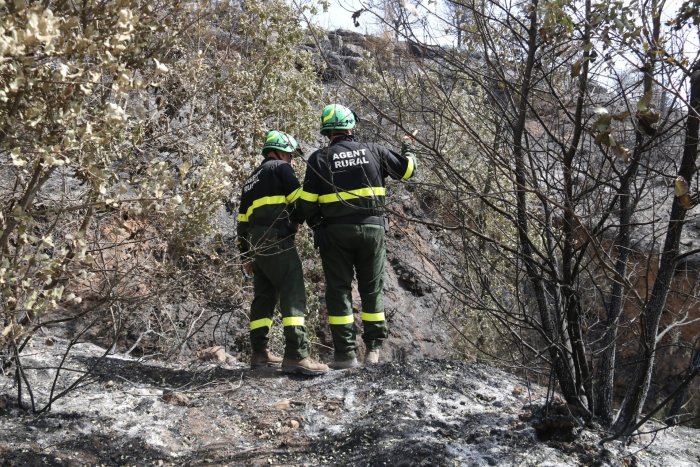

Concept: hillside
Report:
left=2, top=337, right=699, bottom=466
left=2, top=2, right=700, bottom=463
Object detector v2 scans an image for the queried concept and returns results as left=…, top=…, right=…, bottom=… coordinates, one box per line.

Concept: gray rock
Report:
left=341, top=43, right=366, bottom=58
left=343, top=56, right=363, bottom=72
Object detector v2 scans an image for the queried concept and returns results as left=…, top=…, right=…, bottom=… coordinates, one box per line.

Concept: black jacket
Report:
left=299, top=135, right=416, bottom=228
left=236, top=157, right=302, bottom=258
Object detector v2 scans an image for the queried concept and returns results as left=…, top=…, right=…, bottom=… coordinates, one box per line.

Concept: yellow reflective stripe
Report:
left=328, top=315, right=354, bottom=325
left=286, top=188, right=302, bottom=203
left=244, top=195, right=286, bottom=218
left=361, top=312, right=385, bottom=322
left=299, top=190, right=319, bottom=202
left=318, top=187, right=386, bottom=204
left=237, top=213, right=248, bottom=222
left=283, top=316, right=305, bottom=327
left=401, top=157, right=415, bottom=180
left=323, top=107, right=336, bottom=122
left=249, top=318, right=273, bottom=330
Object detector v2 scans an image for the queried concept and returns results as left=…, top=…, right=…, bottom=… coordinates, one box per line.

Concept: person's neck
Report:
left=329, top=133, right=353, bottom=144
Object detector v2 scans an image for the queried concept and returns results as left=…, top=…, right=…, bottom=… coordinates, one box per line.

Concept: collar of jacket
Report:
left=329, top=134, right=355, bottom=145
left=261, top=156, right=287, bottom=166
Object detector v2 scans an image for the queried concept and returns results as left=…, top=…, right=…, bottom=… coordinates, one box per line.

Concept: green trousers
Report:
left=248, top=227, right=308, bottom=359
left=320, top=224, right=388, bottom=358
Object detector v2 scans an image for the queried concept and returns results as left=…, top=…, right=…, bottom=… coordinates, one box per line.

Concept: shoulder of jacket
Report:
left=262, top=159, right=287, bottom=171
left=336, top=139, right=372, bottom=152
left=355, top=141, right=383, bottom=157
left=308, top=148, right=329, bottom=162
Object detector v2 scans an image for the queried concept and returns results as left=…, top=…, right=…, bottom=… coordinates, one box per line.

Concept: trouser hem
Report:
left=364, top=340, right=384, bottom=351
left=334, top=351, right=357, bottom=360
left=251, top=343, right=269, bottom=353
left=284, top=351, right=309, bottom=360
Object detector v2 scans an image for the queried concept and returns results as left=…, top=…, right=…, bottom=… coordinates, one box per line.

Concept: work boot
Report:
left=250, top=349, right=283, bottom=369
left=281, top=357, right=329, bottom=376
left=364, top=350, right=379, bottom=365
left=329, top=354, right=359, bottom=370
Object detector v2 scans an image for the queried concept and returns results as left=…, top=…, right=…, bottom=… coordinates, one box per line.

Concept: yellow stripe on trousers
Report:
left=283, top=316, right=305, bottom=326
left=361, top=312, right=385, bottom=322
left=328, top=315, right=354, bottom=325
left=250, top=318, right=273, bottom=330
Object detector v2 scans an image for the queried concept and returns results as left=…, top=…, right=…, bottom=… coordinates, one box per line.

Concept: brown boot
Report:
left=281, top=357, right=329, bottom=376
left=250, top=349, right=283, bottom=369
left=329, top=354, right=359, bottom=370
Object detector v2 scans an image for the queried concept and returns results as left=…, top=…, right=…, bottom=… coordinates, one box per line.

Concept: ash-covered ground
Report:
left=1, top=338, right=699, bottom=466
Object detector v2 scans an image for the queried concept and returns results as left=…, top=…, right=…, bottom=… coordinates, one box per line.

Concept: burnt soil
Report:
left=1, top=338, right=699, bottom=466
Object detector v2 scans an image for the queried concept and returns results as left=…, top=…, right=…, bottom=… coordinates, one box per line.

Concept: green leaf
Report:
left=636, top=90, right=653, bottom=111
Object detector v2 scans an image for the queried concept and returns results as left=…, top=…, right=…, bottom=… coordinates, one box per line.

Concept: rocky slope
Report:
left=3, top=27, right=699, bottom=466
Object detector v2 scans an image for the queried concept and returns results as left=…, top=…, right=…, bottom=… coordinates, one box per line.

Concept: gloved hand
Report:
left=241, top=261, right=254, bottom=280
left=401, top=141, right=418, bottom=171
left=401, top=130, right=417, bottom=158
left=313, top=228, right=328, bottom=250
left=224, top=198, right=236, bottom=215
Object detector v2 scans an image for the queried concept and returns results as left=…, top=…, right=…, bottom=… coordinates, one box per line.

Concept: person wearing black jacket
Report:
left=299, top=104, right=417, bottom=369
left=236, top=130, right=328, bottom=376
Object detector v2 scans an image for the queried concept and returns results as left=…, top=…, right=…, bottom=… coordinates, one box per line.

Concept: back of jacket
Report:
left=236, top=158, right=302, bottom=257
left=299, top=135, right=415, bottom=227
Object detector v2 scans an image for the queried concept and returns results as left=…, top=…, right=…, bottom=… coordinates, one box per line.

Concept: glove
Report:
left=401, top=131, right=418, bottom=167
left=313, top=228, right=328, bottom=251
left=224, top=198, right=236, bottom=215
left=401, top=131, right=417, bottom=155
left=241, top=261, right=254, bottom=280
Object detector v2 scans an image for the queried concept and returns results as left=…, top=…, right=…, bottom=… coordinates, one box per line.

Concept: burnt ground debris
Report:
left=2, top=338, right=699, bottom=466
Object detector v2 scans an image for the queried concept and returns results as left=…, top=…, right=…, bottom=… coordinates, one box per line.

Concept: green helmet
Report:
left=320, top=104, right=356, bottom=135
left=262, top=130, right=303, bottom=156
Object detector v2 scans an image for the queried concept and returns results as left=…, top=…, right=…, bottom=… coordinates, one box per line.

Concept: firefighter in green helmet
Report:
left=236, top=130, right=328, bottom=376
left=298, top=104, right=417, bottom=369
